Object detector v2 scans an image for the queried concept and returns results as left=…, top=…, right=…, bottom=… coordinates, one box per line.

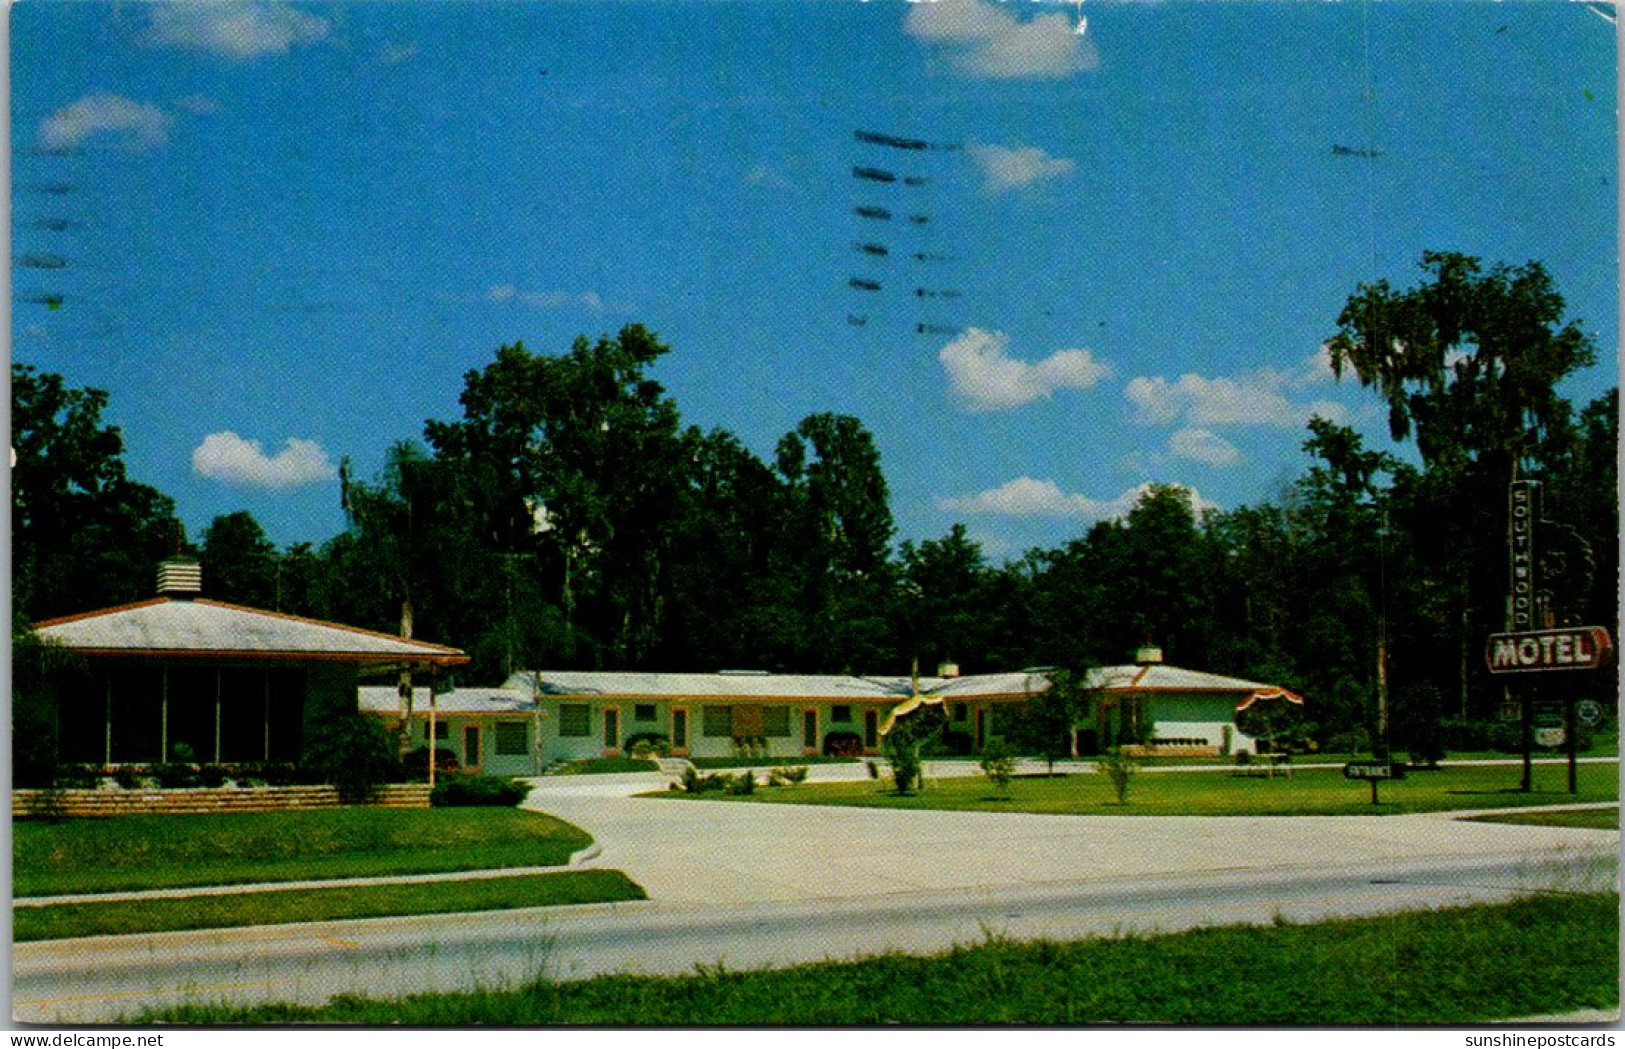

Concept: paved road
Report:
left=14, top=772, right=1617, bottom=1023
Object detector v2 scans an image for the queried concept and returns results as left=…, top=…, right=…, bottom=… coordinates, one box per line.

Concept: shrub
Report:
left=624, top=732, right=671, bottom=759
left=303, top=712, right=403, bottom=802
left=1234, top=750, right=1252, bottom=767
left=1486, top=719, right=1523, bottom=754
left=679, top=766, right=734, bottom=793
left=938, top=730, right=974, bottom=756
left=1099, top=748, right=1137, bottom=804
left=725, top=770, right=757, bottom=795
left=403, top=747, right=460, bottom=781
left=113, top=767, right=146, bottom=790
left=198, top=765, right=229, bottom=788
left=978, top=741, right=1016, bottom=797
left=823, top=732, right=864, bottom=758
left=52, top=765, right=101, bottom=790
left=1440, top=717, right=1492, bottom=752
left=768, top=765, right=809, bottom=787
left=430, top=773, right=529, bottom=807
left=154, top=763, right=202, bottom=789
left=1320, top=727, right=1372, bottom=755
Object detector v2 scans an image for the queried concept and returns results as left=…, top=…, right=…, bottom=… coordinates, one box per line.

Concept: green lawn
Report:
left=140, top=892, right=1619, bottom=1025
left=14, top=808, right=593, bottom=897
left=656, top=762, right=1619, bottom=817
left=1468, top=808, right=1620, bottom=830
left=14, top=870, right=645, bottom=941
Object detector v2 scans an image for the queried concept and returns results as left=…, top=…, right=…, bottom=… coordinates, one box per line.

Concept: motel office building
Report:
left=364, top=662, right=1297, bottom=775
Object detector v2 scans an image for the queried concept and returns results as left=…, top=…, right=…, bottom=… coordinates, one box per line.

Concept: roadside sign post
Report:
left=1485, top=626, right=1612, bottom=796
left=1343, top=761, right=1404, bottom=805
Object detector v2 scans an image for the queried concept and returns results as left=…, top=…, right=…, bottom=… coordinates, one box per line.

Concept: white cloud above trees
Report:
left=192, top=432, right=337, bottom=489
left=1124, top=363, right=1348, bottom=428
left=939, top=478, right=1212, bottom=521
left=940, top=328, right=1111, bottom=412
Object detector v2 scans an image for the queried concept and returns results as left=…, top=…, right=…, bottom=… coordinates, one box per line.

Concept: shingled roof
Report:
left=34, top=597, right=469, bottom=666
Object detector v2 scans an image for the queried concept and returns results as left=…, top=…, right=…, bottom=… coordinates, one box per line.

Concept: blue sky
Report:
left=12, top=0, right=1619, bottom=559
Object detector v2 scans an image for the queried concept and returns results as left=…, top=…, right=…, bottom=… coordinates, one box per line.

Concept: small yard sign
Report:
left=1344, top=761, right=1405, bottom=804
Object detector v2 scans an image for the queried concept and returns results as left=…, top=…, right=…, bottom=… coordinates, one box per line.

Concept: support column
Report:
left=160, top=668, right=170, bottom=764
left=214, top=669, right=223, bottom=765
left=103, top=672, right=113, bottom=767
left=263, top=671, right=272, bottom=762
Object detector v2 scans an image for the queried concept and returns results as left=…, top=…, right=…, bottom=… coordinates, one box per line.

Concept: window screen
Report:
left=702, top=705, right=733, bottom=738
left=761, top=706, right=791, bottom=738
left=495, top=722, right=528, bottom=756
left=559, top=704, right=591, bottom=737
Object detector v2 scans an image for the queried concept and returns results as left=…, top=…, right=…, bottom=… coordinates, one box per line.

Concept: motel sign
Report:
left=1485, top=626, right=1612, bottom=674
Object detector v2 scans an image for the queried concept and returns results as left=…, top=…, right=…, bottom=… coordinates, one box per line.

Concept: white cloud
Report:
left=192, top=432, right=337, bottom=489
left=969, top=143, right=1074, bottom=193
left=906, top=0, right=1097, bottom=79
left=1125, top=368, right=1349, bottom=428
left=939, top=478, right=1211, bottom=521
left=174, top=94, right=222, bottom=116
left=1168, top=428, right=1241, bottom=467
left=488, top=284, right=612, bottom=312
left=940, top=328, right=1111, bottom=412
left=39, top=94, right=171, bottom=151
left=143, top=1, right=330, bottom=59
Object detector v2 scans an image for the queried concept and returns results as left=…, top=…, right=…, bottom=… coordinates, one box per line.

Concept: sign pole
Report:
left=1519, top=686, right=1532, bottom=792
left=1565, top=692, right=1578, bottom=795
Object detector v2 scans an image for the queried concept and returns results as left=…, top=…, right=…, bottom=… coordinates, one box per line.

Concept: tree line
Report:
left=13, top=251, right=1617, bottom=754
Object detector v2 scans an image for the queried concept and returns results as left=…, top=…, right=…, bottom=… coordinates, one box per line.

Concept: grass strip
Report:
left=14, top=808, right=592, bottom=897
left=15, top=870, right=644, bottom=942
left=140, top=892, right=1618, bottom=1025
left=1467, top=808, right=1620, bottom=830
left=657, top=762, right=1619, bottom=817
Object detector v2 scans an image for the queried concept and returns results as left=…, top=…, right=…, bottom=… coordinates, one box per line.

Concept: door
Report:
left=463, top=725, right=481, bottom=770
left=671, top=708, right=688, bottom=754
left=603, top=707, right=621, bottom=756
left=802, top=709, right=819, bottom=755
left=863, top=709, right=879, bottom=751
left=973, top=708, right=985, bottom=752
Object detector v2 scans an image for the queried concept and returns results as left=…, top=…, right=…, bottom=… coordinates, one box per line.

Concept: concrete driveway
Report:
left=523, top=769, right=1620, bottom=907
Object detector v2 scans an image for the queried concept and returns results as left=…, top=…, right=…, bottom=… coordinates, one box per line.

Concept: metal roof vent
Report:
left=1135, top=646, right=1164, bottom=665
left=936, top=662, right=960, bottom=678
left=157, top=558, right=203, bottom=597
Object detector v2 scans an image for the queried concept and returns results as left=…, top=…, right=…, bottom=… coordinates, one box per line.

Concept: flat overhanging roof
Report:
left=33, top=598, right=469, bottom=666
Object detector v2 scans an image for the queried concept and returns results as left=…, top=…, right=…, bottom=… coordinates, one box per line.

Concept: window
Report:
left=832, top=705, right=852, bottom=723
left=702, top=705, right=733, bottom=738
left=495, top=722, right=528, bottom=756
left=634, top=703, right=657, bottom=722
left=424, top=720, right=449, bottom=740
left=953, top=703, right=968, bottom=722
left=559, top=704, right=591, bottom=737
left=761, top=705, right=791, bottom=738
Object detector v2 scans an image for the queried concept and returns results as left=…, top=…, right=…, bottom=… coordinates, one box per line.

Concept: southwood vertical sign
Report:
left=1508, top=480, right=1538, bottom=630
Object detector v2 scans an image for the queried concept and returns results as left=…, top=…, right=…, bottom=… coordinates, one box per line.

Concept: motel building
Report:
left=30, top=559, right=1300, bottom=776
left=360, top=651, right=1302, bottom=774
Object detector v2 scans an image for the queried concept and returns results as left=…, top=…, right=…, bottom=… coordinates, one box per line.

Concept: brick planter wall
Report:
left=13, top=783, right=431, bottom=818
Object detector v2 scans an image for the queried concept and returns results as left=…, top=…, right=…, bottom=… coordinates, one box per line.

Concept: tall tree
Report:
left=425, top=326, right=691, bottom=668
left=200, top=511, right=278, bottom=607
left=773, top=412, right=898, bottom=671
left=1325, top=252, right=1601, bottom=716
left=11, top=363, right=183, bottom=620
